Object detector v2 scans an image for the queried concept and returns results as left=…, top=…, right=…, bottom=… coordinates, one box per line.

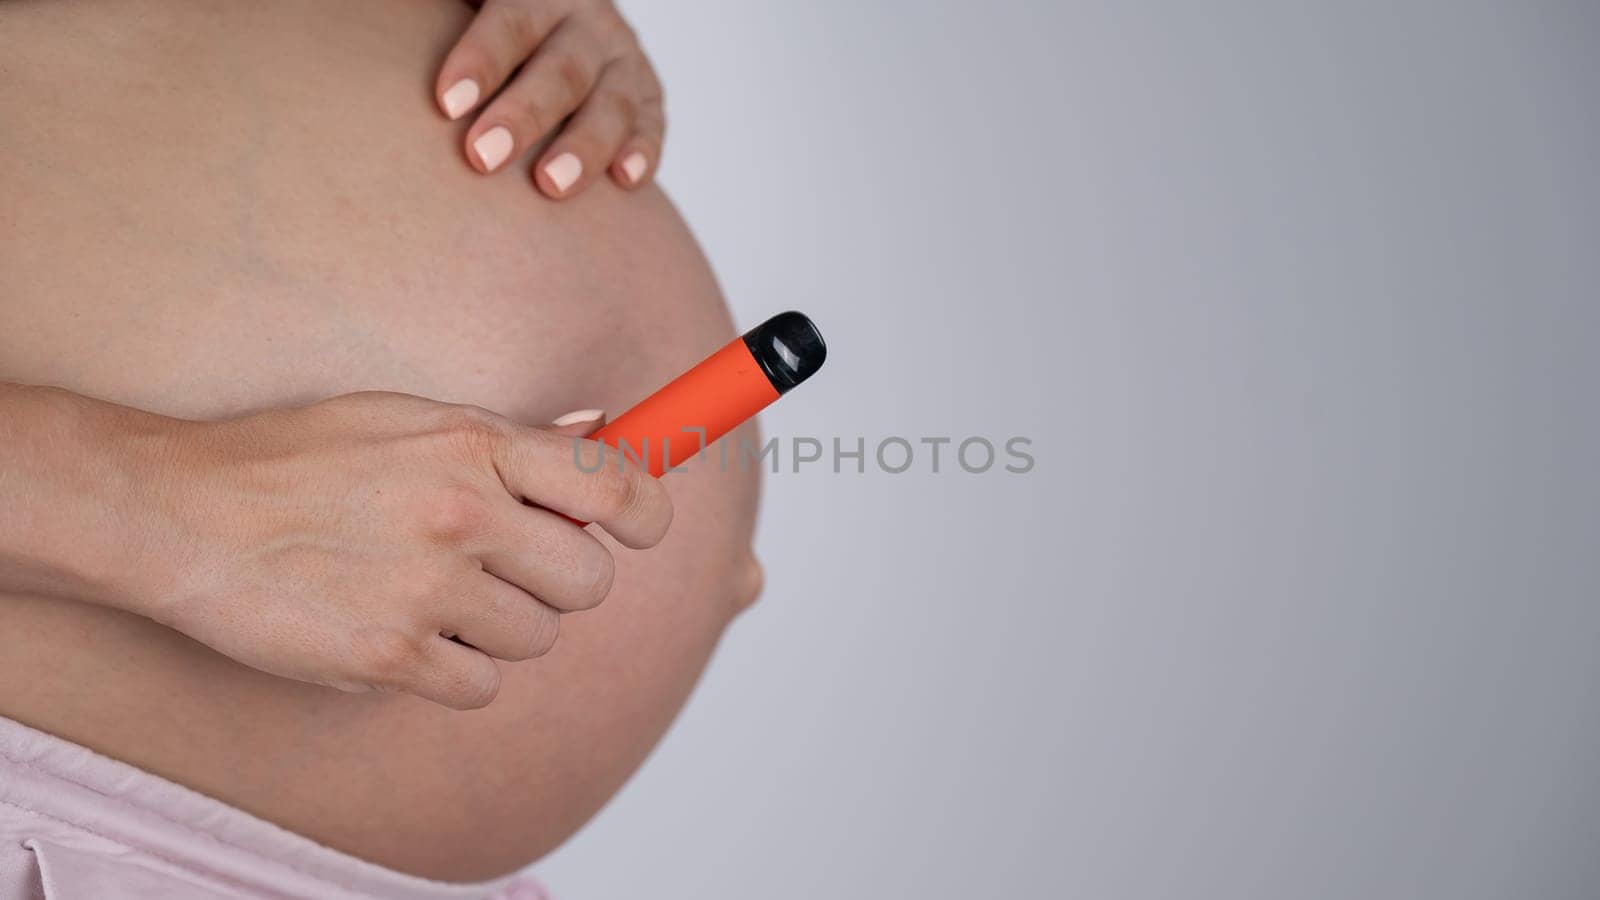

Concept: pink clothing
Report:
left=0, top=715, right=547, bottom=900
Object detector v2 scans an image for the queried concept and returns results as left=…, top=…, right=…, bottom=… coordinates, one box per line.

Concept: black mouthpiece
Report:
left=742, top=311, right=827, bottom=394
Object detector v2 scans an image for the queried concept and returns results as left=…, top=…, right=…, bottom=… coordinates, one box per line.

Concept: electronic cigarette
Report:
left=589, top=311, right=826, bottom=475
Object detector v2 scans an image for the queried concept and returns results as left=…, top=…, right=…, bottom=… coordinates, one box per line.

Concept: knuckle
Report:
left=593, top=468, right=670, bottom=547
left=594, top=8, right=636, bottom=48
left=420, top=484, right=488, bottom=542
left=633, top=96, right=665, bottom=137
left=618, top=55, right=663, bottom=102
left=640, top=478, right=673, bottom=545
left=590, top=465, right=645, bottom=521
left=572, top=545, right=616, bottom=609
left=428, top=555, right=477, bottom=599
left=554, top=52, right=593, bottom=104
left=602, top=89, right=638, bottom=123
left=521, top=608, right=561, bottom=658
left=416, top=564, right=450, bottom=604
left=359, top=629, right=423, bottom=685
left=492, top=1, right=545, bottom=48
left=440, top=405, right=506, bottom=456
left=512, top=92, right=552, bottom=135
left=557, top=130, right=602, bottom=165
left=452, top=665, right=502, bottom=710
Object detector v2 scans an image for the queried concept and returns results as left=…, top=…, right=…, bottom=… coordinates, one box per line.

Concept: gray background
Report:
left=540, top=2, right=1600, bottom=897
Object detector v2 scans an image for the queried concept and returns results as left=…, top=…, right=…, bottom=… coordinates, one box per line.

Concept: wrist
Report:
left=0, top=384, right=194, bottom=616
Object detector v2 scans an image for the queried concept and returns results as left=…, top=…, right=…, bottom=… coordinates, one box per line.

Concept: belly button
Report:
left=733, top=554, right=765, bottom=612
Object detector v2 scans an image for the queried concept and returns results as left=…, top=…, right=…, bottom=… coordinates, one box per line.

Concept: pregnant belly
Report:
left=0, top=0, right=760, bottom=880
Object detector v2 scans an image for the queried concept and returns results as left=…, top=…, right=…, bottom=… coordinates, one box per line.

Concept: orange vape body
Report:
left=589, top=311, right=826, bottom=475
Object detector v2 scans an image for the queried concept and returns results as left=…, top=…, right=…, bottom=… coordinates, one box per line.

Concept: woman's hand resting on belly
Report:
left=435, top=0, right=665, bottom=199
left=0, top=386, right=674, bottom=710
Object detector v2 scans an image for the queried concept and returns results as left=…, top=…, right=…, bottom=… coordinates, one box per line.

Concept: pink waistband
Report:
left=0, top=715, right=546, bottom=900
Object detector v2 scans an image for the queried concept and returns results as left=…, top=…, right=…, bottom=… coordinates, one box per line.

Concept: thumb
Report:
left=546, top=408, right=607, bottom=438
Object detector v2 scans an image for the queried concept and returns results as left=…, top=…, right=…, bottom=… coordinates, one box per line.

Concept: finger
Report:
left=435, top=0, right=564, bottom=122
left=409, top=635, right=503, bottom=710
left=610, top=140, right=655, bottom=190
left=492, top=428, right=674, bottom=550
left=438, top=572, right=563, bottom=661
left=478, top=500, right=616, bottom=612
left=533, top=63, right=639, bottom=199
left=464, top=18, right=607, bottom=174
left=609, top=71, right=665, bottom=190
left=547, top=408, right=606, bottom=438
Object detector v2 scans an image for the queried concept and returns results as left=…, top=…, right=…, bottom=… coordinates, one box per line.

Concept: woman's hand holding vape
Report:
left=0, top=315, right=820, bottom=710
left=0, top=386, right=671, bottom=711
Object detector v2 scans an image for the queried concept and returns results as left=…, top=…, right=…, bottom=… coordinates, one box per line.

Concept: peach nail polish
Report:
left=621, top=152, right=648, bottom=185
left=473, top=126, right=514, bottom=172
left=552, top=409, right=605, bottom=426
left=441, top=79, right=479, bottom=120
left=544, top=152, right=582, bottom=193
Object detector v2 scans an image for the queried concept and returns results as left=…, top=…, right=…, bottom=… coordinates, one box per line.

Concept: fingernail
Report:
left=552, top=409, right=604, bottom=427
left=620, top=151, right=648, bottom=185
left=473, top=126, right=514, bottom=172
left=441, top=78, right=480, bottom=120
left=543, top=152, right=583, bottom=194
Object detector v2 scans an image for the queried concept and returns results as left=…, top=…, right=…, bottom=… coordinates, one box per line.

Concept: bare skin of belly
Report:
left=0, top=0, right=761, bottom=881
